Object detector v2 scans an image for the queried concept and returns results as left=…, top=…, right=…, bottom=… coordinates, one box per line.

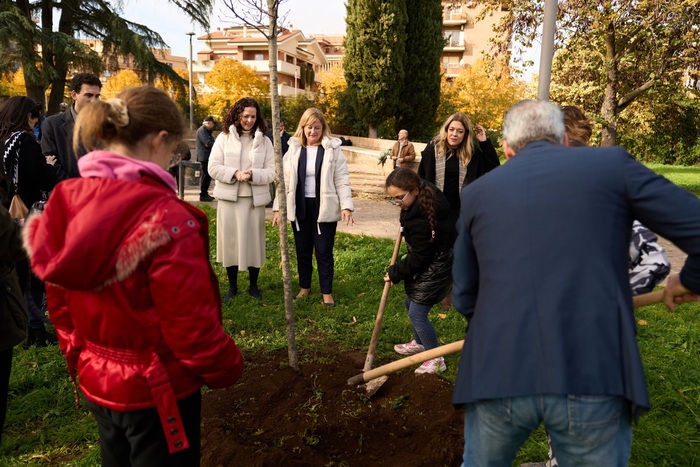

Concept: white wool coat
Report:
left=273, top=136, right=354, bottom=225
left=208, top=126, right=275, bottom=207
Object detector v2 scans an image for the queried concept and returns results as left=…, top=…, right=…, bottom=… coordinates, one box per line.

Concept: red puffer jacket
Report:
left=24, top=157, right=243, bottom=453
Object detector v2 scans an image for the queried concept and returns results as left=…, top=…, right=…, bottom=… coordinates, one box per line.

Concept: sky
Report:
left=120, top=0, right=347, bottom=59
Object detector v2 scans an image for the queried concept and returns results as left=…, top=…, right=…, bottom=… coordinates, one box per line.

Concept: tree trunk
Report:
left=267, top=0, right=298, bottom=371
left=600, top=23, right=618, bottom=147
left=368, top=125, right=377, bottom=138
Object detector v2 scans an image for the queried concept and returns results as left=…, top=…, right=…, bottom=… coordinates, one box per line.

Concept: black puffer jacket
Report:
left=388, top=182, right=453, bottom=305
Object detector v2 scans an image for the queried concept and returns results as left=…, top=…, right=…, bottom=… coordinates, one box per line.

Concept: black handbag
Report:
left=404, top=248, right=454, bottom=306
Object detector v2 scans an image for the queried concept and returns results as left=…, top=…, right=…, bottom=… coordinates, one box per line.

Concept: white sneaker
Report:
left=415, top=357, right=447, bottom=374
left=393, top=339, right=425, bottom=355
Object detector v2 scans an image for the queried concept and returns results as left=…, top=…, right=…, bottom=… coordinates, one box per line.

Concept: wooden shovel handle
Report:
left=363, top=227, right=403, bottom=372
left=349, top=288, right=666, bottom=386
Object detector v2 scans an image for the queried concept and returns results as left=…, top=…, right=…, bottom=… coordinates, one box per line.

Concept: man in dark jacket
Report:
left=41, top=73, right=102, bottom=180
left=451, top=99, right=700, bottom=465
left=197, top=116, right=216, bottom=202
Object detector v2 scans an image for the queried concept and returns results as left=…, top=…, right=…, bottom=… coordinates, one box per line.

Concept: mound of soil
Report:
left=201, top=349, right=464, bottom=466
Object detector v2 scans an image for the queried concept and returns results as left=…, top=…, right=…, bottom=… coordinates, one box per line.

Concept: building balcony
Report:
left=443, top=40, right=465, bottom=51
left=241, top=59, right=299, bottom=76
left=443, top=12, right=470, bottom=26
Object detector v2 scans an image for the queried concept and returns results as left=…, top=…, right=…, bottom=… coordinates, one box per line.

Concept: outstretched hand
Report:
left=662, top=274, right=700, bottom=311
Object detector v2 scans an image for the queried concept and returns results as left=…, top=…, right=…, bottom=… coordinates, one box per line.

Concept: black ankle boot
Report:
left=223, top=286, right=238, bottom=302
left=24, top=325, right=58, bottom=348
left=248, top=286, right=262, bottom=300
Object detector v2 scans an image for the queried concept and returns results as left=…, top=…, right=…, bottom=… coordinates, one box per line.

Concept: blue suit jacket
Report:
left=451, top=141, right=700, bottom=418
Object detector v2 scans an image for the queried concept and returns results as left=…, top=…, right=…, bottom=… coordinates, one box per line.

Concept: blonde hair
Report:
left=433, top=112, right=475, bottom=167
left=294, top=107, right=332, bottom=147
left=74, top=85, right=184, bottom=154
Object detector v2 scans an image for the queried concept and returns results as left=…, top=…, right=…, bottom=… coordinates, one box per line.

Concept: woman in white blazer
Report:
left=209, top=97, right=275, bottom=301
left=272, top=108, right=354, bottom=307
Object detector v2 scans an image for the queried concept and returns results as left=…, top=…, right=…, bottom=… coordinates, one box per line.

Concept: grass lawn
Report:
left=2, top=163, right=700, bottom=465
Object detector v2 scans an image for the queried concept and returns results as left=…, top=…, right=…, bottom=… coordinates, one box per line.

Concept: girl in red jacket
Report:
left=25, top=86, right=244, bottom=466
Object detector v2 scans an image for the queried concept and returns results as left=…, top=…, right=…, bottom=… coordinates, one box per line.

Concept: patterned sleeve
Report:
left=628, top=221, right=671, bottom=295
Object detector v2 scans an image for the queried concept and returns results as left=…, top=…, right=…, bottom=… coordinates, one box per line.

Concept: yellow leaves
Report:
left=101, top=69, right=143, bottom=99
left=440, top=59, right=526, bottom=132
left=438, top=313, right=447, bottom=320
left=638, top=319, right=648, bottom=326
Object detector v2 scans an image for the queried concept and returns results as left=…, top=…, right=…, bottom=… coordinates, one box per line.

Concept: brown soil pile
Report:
left=200, top=349, right=464, bottom=466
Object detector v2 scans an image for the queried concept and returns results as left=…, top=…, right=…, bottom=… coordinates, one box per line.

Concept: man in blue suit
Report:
left=451, top=99, right=700, bottom=465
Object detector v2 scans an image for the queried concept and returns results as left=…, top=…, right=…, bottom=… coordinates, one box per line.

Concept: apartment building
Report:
left=193, top=26, right=327, bottom=97
left=441, top=0, right=508, bottom=78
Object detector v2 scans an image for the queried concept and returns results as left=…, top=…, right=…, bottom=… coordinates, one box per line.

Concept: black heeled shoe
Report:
left=223, top=287, right=237, bottom=302
left=248, top=286, right=262, bottom=300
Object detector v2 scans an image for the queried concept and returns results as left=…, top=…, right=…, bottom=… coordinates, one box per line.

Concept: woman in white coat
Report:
left=209, top=97, right=275, bottom=301
left=272, top=107, right=354, bottom=307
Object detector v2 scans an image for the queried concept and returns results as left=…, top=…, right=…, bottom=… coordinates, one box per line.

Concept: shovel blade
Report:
left=361, top=375, right=388, bottom=397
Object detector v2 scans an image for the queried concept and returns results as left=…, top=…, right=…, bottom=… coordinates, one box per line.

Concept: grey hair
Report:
left=502, top=100, right=566, bottom=154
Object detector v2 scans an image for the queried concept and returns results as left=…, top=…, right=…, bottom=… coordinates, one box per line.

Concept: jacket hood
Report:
left=25, top=161, right=178, bottom=290
left=79, top=150, right=177, bottom=192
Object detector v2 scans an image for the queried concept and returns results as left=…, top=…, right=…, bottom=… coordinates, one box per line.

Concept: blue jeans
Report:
left=462, top=394, right=632, bottom=466
left=404, top=296, right=438, bottom=350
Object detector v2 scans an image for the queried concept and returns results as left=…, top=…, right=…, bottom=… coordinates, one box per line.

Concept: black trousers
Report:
left=199, top=159, right=212, bottom=196
left=87, top=390, right=201, bottom=467
left=292, top=198, right=337, bottom=294
left=0, top=347, right=13, bottom=444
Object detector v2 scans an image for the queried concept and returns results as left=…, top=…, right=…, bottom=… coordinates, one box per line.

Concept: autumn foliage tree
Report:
left=480, top=0, right=700, bottom=146
left=101, top=70, right=144, bottom=99
left=200, top=58, right=268, bottom=120
left=442, top=59, right=526, bottom=132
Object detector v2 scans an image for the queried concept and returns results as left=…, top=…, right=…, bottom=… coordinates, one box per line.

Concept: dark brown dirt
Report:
left=200, top=349, right=464, bottom=466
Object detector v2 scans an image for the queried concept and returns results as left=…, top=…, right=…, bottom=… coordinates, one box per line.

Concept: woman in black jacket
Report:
left=0, top=96, right=57, bottom=211
left=418, top=112, right=499, bottom=244
left=384, top=168, right=453, bottom=374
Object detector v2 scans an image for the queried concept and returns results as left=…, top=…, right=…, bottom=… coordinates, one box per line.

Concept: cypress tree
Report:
left=398, top=0, right=444, bottom=141
left=345, top=0, right=407, bottom=137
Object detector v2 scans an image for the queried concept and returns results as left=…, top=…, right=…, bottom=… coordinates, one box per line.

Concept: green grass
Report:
left=648, top=163, right=700, bottom=196
left=3, top=164, right=700, bottom=465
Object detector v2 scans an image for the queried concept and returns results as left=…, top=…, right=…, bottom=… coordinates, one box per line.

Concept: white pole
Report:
left=537, top=0, right=558, bottom=101
left=186, top=32, right=195, bottom=130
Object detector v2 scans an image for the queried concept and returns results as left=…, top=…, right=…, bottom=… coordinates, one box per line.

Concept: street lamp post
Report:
left=186, top=32, right=195, bottom=130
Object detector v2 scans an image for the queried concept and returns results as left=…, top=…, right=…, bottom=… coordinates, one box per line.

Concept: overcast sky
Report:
left=121, top=0, right=347, bottom=58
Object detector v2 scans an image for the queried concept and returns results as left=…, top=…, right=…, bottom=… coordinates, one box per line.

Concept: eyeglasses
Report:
left=389, top=191, right=411, bottom=205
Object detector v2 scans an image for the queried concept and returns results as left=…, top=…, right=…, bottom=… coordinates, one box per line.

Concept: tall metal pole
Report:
left=186, top=32, right=195, bottom=130
left=537, top=0, right=558, bottom=101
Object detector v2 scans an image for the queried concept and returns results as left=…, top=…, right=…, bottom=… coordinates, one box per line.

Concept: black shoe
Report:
left=199, top=194, right=214, bottom=202
left=248, top=286, right=262, bottom=300
left=24, top=325, right=58, bottom=348
left=223, top=287, right=237, bottom=302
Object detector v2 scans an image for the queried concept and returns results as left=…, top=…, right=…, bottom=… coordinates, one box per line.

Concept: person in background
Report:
left=451, top=99, right=700, bottom=465
left=0, top=96, right=58, bottom=347
left=419, top=112, right=500, bottom=310
left=272, top=107, right=354, bottom=307
left=168, top=141, right=192, bottom=192
left=208, top=97, right=275, bottom=301
left=0, top=172, right=28, bottom=445
left=520, top=105, right=672, bottom=467
left=41, top=73, right=102, bottom=179
left=196, top=116, right=216, bottom=202
left=385, top=168, right=453, bottom=374
left=24, top=85, right=244, bottom=465
left=390, top=129, right=416, bottom=169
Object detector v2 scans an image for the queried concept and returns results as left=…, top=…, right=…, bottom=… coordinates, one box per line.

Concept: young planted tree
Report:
left=0, top=0, right=214, bottom=113
left=480, top=0, right=700, bottom=146
left=397, top=0, right=443, bottom=141
left=219, top=0, right=299, bottom=370
left=345, top=0, right=408, bottom=137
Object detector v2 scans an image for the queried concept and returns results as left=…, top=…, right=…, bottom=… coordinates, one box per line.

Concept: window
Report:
left=254, top=53, right=264, bottom=61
